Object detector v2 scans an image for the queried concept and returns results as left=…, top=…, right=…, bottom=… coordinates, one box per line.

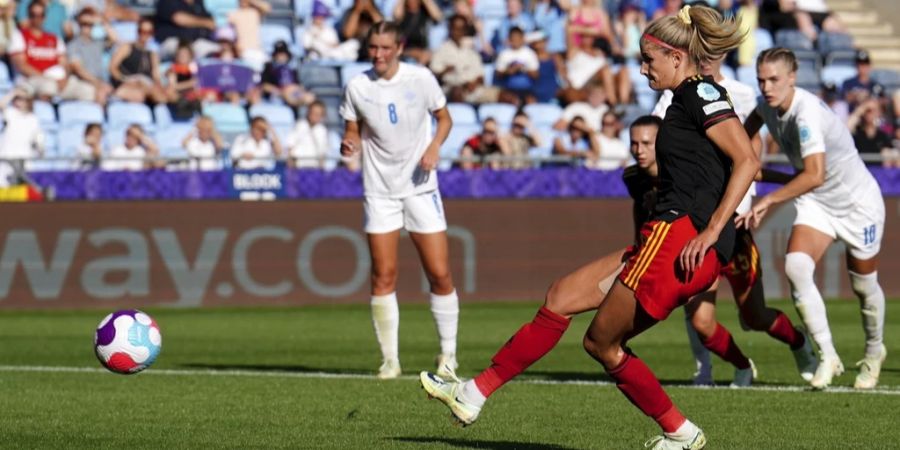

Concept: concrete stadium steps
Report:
left=828, top=0, right=900, bottom=71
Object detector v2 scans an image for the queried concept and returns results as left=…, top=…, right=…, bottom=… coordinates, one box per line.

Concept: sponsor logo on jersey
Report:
left=697, top=82, right=721, bottom=101
left=703, top=101, right=731, bottom=115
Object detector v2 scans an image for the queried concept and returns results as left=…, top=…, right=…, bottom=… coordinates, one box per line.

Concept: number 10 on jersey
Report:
left=388, top=103, right=398, bottom=124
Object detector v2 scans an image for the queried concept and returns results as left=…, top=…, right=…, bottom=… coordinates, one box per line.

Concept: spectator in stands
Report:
left=431, top=14, right=498, bottom=104
left=651, top=0, right=681, bottom=20
left=17, top=0, right=71, bottom=41
left=0, top=90, right=43, bottom=181
left=286, top=100, right=330, bottom=169
left=849, top=99, right=893, bottom=167
left=10, top=1, right=97, bottom=102
left=302, top=1, right=359, bottom=61
left=0, top=0, right=18, bottom=59
left=561, top=21, right=629, bottom=105
left=67, top=6, right=115, bottom=106
left=490, top=0, right=535, bottom=56
left=736, top=0, right=760, bottom=67
left=450, top=0, right=488, bottom=53
left=166, top=43, right=206, bottom=117
left=202, top=35, right=255, bottom=104
left=502, top=111, right=541, bottom=169
left=494, top=27, right=539, bottom=106
left=528, top=30, right=563, bottom=104
left=256, top=40, right=315, bottom=108
left=555, top=82, right=608, bottom=131
left=793, top=0, right=845, bottom=42
left=531, top=0, right=569, bottom=54
left=394, top=0, right=442, bottom=65
left=154, top=0, right=219, bottom=60
left=108, top=17, right=168, bottom=104
left=821, top=81, right=849, bottom=123
left=232, top=116, right=283, bottom=170
left=341, top=0, right=382, bottom=60
left=103, top=124, right=160, bottom=171
left=77, top=122, right=103, bottom=169
left=615, top=0, right=645, bottom=63
left=228, top=0, right=269, bottom=69
left=842, top=50, right=884, bottom=112
left=588, top=110, right=630, bottom=170
left=182, top=116, right=225, bottom=171
left=890, top=121, right=900, bottom=169
left=459, top=117, right=507, bottom=170
left=553, top=115, right=599, bottom=165
left=567, top=0, right=618, bottom=56
left=69, top=0, right=140, bottom=23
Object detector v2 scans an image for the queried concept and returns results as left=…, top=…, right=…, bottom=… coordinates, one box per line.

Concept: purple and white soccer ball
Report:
left=94, top=309, right=162, bottom=374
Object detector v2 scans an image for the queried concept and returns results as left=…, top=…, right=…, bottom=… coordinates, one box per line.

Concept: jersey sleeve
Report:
left=684, top=81, right=737, bottom=130
left=796, top=105, right=826, bottom=159
left=424, top=70, right=447, bottom=112
left=339, top=82, right=358, bottom=122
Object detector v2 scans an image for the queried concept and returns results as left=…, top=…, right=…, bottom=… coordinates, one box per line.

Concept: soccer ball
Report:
left=94, top=309, right=162, bottom=374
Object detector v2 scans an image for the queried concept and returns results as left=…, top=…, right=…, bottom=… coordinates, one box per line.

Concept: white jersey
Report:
left=652, top=77, right=758, bottom=214
left=340, top=63, right=447, bottom=199
left=755, top=88, right=882, bottom=215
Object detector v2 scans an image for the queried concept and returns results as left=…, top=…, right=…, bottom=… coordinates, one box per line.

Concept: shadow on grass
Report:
left=177, top=363, right=370, bottom=375
left=521, top=371, right=800, bottom=387
left=390, top=437, right=578, bottom=450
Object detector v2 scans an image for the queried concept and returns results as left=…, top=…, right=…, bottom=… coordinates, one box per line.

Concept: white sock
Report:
left=430, top=290, right=459, bottom=356
left=461, top=380, right=486, bottom=407
left=371, top=293, right=399, bottom=362
left=849, top=270, right=885, bottom=357
left=785, top=252, right=837, bottom=358
left=666, top=419, right=699, bottom=440
left=684, top=311, right=712, bottom=380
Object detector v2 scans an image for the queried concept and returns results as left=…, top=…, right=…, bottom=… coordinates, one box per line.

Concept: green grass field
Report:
left=0, top=300, right=897, bottom=449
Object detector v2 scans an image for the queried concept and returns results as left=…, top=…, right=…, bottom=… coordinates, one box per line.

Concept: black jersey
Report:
left=622, top=164, right=658, bottom=245
left=653, top=75, right=738, bottom=262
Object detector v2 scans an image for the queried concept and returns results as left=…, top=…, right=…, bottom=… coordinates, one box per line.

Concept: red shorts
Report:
left=720, top=228, right=761, bottom=296
left=618, top=216, right=722, bottom=321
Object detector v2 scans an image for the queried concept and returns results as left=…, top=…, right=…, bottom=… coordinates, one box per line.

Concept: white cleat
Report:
left=644, top=429, right=707, bottom=450
left=730, top=359, right=757, bottom=388
left=810, top=354, right=844, bottom=389
left=854, top=344, right=887, bottom=390
left=419, top=372, right=482, bottom=426
left=435, top=354, right=460, bottom=382
left=791, top=331, right=818, bottom=382
left=377, top=359, right=401, bottom=380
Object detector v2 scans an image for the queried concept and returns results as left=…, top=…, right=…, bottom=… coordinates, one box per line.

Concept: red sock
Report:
left=473, top=307, right=570, bottom=397
left=608, top=352, right=685, bottom=433
left=703, top=323, right=751, bottom=370
left=767, top=312, right=804, bottom=349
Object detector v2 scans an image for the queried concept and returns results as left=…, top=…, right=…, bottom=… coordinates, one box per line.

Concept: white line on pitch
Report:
left=0, top=365, right=897, bottom=396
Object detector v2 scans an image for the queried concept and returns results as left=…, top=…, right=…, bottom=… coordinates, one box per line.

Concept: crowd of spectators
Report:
left=0, top=0, right=898, bottom=186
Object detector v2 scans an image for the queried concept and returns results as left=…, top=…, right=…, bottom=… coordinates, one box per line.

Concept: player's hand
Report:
left=419, top=144, right=440, bottom=171
left=679, top=228, right=717, bottom=274
left=340, top=139, right=358, bottom=157
left=736, top=197, right=772, bottom=230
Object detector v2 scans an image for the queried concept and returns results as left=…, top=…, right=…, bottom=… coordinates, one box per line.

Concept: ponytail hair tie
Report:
left=678, top=5, right=692, bottom=25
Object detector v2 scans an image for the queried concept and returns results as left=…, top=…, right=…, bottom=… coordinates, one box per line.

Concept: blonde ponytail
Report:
left=641, top=4, right=745, bottom=65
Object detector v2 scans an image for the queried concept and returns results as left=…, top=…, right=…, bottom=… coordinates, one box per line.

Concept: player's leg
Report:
left=784, top=224, right=840, bottom=388
left=684, top=287, right=715, bottom=385
left=406, top=191, right=460, bottom=378
left=686, top=285, right=755, bottom=387
left=419, top=248, right=627, bottom=425
left=364, top=196, right=405, bottom=379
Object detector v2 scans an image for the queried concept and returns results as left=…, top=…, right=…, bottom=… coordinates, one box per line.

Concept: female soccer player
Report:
left=423, top=6, right=759, bottom=448
left=340, top=21, right=460, bottom=380
left=653, top=53, right=816, bottom=387
left=739, top=48, right=887, bottom=390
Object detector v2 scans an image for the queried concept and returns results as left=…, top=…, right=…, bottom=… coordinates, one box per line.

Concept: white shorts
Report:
left=364, top=190, right=447, bottom=234
left=793, top=194, right=885, bottom=260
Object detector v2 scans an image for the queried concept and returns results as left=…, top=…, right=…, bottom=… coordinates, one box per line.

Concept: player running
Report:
left=739, top=47, right=887, bottom=390
left=423, top=6, right=759, bottom=448
left=653, top=52, right=816, bottom=387
left=339, top=21, right=460, bottom=380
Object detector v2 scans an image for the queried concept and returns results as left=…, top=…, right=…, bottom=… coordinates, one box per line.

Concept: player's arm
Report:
left=341, top=120, right=361, bottom=158
left=420, top=106, right=452, bottom=171
left=751, top=152, right=824, bottom=210
left=758, top=167, right=796, bottom=184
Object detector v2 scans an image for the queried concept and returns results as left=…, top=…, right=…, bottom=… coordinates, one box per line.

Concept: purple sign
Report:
left=197, top=62, right=256, bottom=94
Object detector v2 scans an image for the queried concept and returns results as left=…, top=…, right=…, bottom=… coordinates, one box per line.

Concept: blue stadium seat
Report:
left=775, top=29, right=813, bottom=51
left=58, top=101, right=105, bottom=128
left=796, top=67, right=821, bottom=92
left=439, top=123, right=480, bottom=170
left=736, top=65, right=757, bottom=89
left=474, top=0, right=507, bottom=18
left=446, top=103, right=478, bottom=125
left=429, top=23, right=448, bottom=51
left=523, top=103, right=562, bottom=127
left=261, top=23, right=295, bottom=53
left=817, top=32, right=854, bottom=58
left=202, top=102, right=250, bottom=134
left=754, top=29, right=774, bottom=57
left=0, top=60, right=12, bottom=94
left=530, top=126, right=558, bottom=164
left=249, top=103, right=296, bottom=129
left=340, top=62, right=371, bottom=87
left=33, top=101, right=57, bottom=132
left=483, top=63, right=495, bottom=86
left=154, top=103, right=173, bottom=127
left=204, top=0, right=239, bottom=26
left=300, top=64, right=342, bottom=95
left=477, top=103, right=517, bottom=128
left=871, top=69, right=900, bottom=93
left=111, top=21, right=138, bottom=43
left=57, top=124, right=87, bottom=160
left=316, top=94, right=343, bottom=128
left=821, top=65, right=858, bottom=88
left=628, top=64, right=657, bottom=112
left=793, top=50, right=821, bottom=73
left=825, top=50, right=857, bottom=67
left=155, top=123, right=195, bottom=159
left=107, top=102, right=154, bottom=131
left=294, top=0, right=313, bottom=19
